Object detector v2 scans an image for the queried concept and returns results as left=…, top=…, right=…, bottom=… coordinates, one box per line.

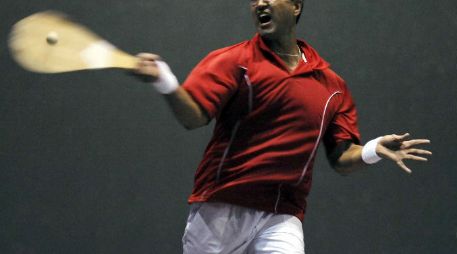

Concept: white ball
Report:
left=46, top=31, right=59, bottom=45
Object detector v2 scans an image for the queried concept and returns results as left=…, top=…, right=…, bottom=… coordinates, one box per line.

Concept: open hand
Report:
left=376, top=133, right=432, bottom=174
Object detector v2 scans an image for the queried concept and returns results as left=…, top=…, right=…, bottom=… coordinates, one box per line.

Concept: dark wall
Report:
left=1, top=1, right=456, bottom=253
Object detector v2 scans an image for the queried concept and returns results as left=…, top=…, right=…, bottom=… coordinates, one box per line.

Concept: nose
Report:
left=251, top=0, right=269, bottom=7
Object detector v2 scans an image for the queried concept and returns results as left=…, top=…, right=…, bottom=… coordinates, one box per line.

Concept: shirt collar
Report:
left=252, top=33, right=330, bottom=74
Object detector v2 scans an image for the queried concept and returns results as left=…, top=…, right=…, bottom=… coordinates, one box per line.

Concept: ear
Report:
left=293, top=1, right=302, bottom=17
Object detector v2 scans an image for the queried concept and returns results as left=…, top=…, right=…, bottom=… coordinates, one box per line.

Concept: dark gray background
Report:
left=1, top=0, right=456, bottom=253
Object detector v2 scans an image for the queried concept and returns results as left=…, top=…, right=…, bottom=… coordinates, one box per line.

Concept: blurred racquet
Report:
left=8, top=11, right=138, bottom=73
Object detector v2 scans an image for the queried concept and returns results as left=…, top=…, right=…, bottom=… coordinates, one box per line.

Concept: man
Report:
left=133, top=0, right=431, bottom=253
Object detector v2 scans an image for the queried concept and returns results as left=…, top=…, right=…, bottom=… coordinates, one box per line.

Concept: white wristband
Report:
left=152, top=61, right=179, bottom=94
left=362, top=137, right=383, bottom=164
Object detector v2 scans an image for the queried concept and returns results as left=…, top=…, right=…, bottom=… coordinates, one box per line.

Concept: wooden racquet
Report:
left=8, top=11, right=138, bottom=73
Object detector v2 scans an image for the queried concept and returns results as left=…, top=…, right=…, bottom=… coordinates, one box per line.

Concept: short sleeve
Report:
left=182, top=48, right=243, bottom=119
left=322, top=70, right=361, bottom=153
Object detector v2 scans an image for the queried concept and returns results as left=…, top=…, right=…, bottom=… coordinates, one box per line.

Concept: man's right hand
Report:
left=133, top=52, right=162, bottom=82
left=130, top=52, right=208, bottom=129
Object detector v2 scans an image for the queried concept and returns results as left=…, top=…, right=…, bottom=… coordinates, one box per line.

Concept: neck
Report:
left=261, top=30, right=298, bottom=56
left=261, top=32, right=301, bottom=71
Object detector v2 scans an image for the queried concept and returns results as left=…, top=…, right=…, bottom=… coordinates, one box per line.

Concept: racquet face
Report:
left=8, top=11, right=136, bottom=73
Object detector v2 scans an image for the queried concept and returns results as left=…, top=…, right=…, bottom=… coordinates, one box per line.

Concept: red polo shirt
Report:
left=182, top=34, right=361, bottom=220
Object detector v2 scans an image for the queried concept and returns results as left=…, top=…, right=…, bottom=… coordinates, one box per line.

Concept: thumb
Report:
left=380, top=133, right=410, bottom=144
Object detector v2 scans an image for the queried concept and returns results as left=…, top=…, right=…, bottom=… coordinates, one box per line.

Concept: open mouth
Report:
left=258, top=13, right=272, bottom=25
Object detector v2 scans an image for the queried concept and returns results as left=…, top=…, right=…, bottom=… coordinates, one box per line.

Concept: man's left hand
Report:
left=376, top=133, right=432, bottom=173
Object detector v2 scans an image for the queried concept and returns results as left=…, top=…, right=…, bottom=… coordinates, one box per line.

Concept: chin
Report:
left=257, top=26, right=276, bottom=39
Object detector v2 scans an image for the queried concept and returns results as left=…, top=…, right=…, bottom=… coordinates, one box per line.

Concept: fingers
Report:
left=380, top=133, right=432, bottom=153
left=379, top=133, right=409, bottom=148
left=405, top=148, right=432, bottom=156
left=401, top=139, right=431, bottom=149
left=136, top=53, right=159, bottom=69
left=392, top=133, right=410, bottom=142
left=132, top=52, right=162, bottom=81
left=396, top=160, right=412, bottom=174
left=136, top=53, right=161, bottom=71
left=383, top=150, right=413, bottom=174
left=136, top=59, right=157, bottom=69
left=405, top=154, right=428, bottom=162
left=136, top=53, right=161, bottom=61
left=380, top=133, right=409, bottom=143
left=377, top=144, right=431, bottom=174
left=396, top=152, right=428, bottom=174
left=401, top=148, right=432, bottom=162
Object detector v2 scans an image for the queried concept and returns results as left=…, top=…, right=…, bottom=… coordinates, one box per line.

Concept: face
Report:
left=250, top=0, right=301, bottom=39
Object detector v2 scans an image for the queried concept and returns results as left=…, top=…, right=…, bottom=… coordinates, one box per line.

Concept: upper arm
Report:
left=321, top=69, right=361, bottom=165
left=181, top=48, right=243, bottom=121
left=164, top=87, right=210, bottom=130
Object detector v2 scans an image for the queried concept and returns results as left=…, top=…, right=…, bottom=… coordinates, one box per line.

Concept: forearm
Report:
left=133, top=55, right=210, bottom=130
left=332, top=143, right=366, bottom=175
left=332, top=134, right=431, bottom=175
left=163, top=87, right=209, bottom=130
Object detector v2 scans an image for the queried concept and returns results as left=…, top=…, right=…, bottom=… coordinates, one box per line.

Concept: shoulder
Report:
left=314, top=67, right=349, bottom=91
left=199, top=40, right=251, bottom=68
left=321, top=68, right=345, bottom=85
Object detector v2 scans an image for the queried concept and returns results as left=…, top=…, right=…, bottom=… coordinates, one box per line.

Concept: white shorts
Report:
left=182, top=202, right=305, bottom=254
